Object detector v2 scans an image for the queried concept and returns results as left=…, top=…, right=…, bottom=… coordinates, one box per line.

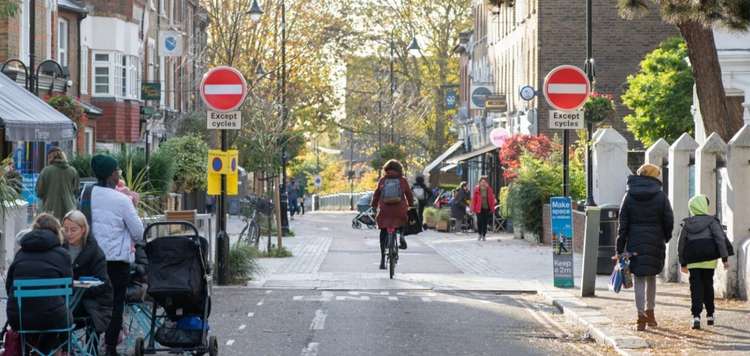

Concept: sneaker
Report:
left=707, top=315, right=714, bottom=326
left=691, top=317, right=701, bottom=330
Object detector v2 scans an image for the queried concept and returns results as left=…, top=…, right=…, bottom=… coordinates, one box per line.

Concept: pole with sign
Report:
left=551, top=197, right=575, bottom=288
left=200, top=66, right=248, bottom=285
left=543, top=65, right=590, bottom=197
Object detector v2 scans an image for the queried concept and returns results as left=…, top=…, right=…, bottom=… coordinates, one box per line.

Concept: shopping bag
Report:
left=620, top=258, right=633, bottom=289
left=609, top=261, right=624, bottom=293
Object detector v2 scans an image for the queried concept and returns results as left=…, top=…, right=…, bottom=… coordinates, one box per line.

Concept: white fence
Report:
left=313, top=192, right=373, bottom=211
left=594, top=126, right=750, bottom=300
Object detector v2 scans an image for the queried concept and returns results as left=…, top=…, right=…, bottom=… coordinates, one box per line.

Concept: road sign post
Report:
left=543, top=65, right=591, bottom=198
left=201, top=66, right=248, bottom=286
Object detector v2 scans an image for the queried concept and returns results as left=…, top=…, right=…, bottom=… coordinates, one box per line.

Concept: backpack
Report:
left=381, top=178, right=403, bottom=205
left=413, top=186, right=425, bottom=201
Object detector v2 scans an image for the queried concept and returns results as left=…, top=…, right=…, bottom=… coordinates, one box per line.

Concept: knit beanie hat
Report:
left=636, top=163, right=661, bottom=180
left=91, top=154, right=118, bottom=180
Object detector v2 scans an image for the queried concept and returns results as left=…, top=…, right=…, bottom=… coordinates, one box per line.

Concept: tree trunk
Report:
left=678, top=21, right=736, bottom=141
left=274, top=175, right=283, bottom=250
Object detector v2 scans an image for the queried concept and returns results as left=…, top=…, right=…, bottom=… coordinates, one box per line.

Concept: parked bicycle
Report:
left=237, top=195, right=273, bottom=248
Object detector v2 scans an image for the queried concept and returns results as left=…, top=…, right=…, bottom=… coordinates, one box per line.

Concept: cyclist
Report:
left=372, top=159, right=414, bottom=270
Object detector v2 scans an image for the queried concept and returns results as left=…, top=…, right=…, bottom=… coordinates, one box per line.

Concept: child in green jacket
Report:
left=677, top=195, right=730, bottom=330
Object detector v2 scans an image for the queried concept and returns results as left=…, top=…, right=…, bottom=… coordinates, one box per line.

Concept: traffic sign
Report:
left=485, top=95, right=507, bottom=112
left=314, top=175, right=322, bottom=188
left=470, top=84, right=493, bottom=109
left=207, top=111, right=242, bottom=130
left=543, top=65, right=590, bottom=111
left=549, top=110, right=584, bottom=130
left=200, top=66, right=248, bottom=112
left=519, top=85, right=536, bottom=101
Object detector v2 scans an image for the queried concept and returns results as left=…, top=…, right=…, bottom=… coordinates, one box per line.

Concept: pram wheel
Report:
left=134, top=337, right=145, bottom=356
left=209, top=336, right=219, bottom=356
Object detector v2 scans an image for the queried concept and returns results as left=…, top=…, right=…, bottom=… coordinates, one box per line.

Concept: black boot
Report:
left=379, top=254, right=386, bottom=270
left=399, top=236, right=407, bottom=250
left=105, top=345, right=119, bottom=356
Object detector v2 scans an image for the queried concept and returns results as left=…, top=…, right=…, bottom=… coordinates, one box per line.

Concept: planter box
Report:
left=436, top=220, right=449, bottom=232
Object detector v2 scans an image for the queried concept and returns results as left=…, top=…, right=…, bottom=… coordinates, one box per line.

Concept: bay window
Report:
left=94, top=53, right=110, bottom=95
left=92, top=51, right=141, bottom=100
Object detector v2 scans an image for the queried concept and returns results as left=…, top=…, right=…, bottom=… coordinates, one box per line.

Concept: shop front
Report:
left=0, top=73, right=77, bottom=207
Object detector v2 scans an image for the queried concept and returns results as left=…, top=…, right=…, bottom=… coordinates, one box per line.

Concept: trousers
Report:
left=633, top=275, right=656, bottom=314
left=106, top=261, right=130, bottom=348
left=476, top=209, right=491, bottom=236
left=689, top=268, right=715, bottom=317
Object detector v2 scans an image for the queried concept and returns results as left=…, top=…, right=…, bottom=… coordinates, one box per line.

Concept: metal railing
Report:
left=313, top=192, right=373, bottom=211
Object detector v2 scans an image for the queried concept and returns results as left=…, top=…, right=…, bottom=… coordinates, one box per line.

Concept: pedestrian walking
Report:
left=299, top=196, right=306, bottom=215
left=36, top=147, right=79, bottom=221
left=5, top=213, right=72, bottom=354
left=411, top=175, right=430, bottom=227
left=677, top=195, right=730, bottom=330
left=450, top=182, right=470, bottom=231
left=288, top=180, right=299, bottom=219
left=615, top=163, right=674, bottom=331
left=62, top=210, right=114, bottom=336
left=80, top=154, right=144, bottom=356
left=372, top=159, right=414, bottom=269
left=471, top=176, right=496, bottom=241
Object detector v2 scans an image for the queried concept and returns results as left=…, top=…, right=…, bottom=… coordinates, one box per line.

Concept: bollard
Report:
left=216, top=231, right=230, bottom=285
left=580, top=206, right=601, bottom=297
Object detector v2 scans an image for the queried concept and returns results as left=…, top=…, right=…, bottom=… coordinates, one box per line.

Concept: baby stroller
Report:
left=133, top=221, right=217, bottom=356
left=352, top=193, right=377, bottom=229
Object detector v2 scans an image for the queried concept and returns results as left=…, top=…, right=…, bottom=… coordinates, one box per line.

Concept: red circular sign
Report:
left=543, top=65, right=591, bottom=111
left=200, top=66, right=248, bottom=112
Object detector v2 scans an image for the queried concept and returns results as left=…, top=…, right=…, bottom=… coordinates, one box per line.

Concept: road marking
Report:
left=421, top=297, right=432, bottom=303
left=446, top=298, right=459, bottom=303
left=247, top=312, right=255, bottom=317
left=226, top=339, right=235, bottom=346
left=266, top=290, right=273, bottom=294
left=388, top=296, right=398, bottom=301
left=300, top=342, right=319, bottom=356
left=310, top=309, right=327, bottom=330
left=293, top=296, right=303, bottom=301
left=335, top=296, right=370, bottom=301
left=238, top=324, right=246, bottom=330
left=480, top=300, right=492, bottom=304
left=257, top=298, right=265, bottom=306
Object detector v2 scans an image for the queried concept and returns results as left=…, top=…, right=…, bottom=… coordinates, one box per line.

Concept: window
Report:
left=19, top=0, right=30, bottom=65
left=80, top=47, right=88, bottom=94
left=84, top=128, right=94, bottom=155
left=58, top=18, right=69, bottom=67
left=127, top=56, right=140, bottom=99
left=120, top=55, right=127, bottom=97
left=93, top=53, right=110, bottom=95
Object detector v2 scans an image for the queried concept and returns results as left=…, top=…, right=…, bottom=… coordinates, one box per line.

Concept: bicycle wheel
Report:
left=388, top=232, right=397, bottom=279
left=237, top=223, right=250, bottom=245
left=249, top=221, right=261, bottom=246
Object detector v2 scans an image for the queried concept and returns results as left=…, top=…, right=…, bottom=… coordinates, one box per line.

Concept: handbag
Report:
left=1, top=323, right=21, bottom=356
left=403, top=208, right=423, bottom=236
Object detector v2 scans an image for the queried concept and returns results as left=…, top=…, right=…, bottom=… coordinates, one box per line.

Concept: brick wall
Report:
left=537, top=0, right=678, bottom=146
left=92, top=98, right=141, bottom=143
left=0, top=0, right=51, bottom=65
left=84, top=0, right=135, bottom=20
left=0, top=14, right=20, bottom=62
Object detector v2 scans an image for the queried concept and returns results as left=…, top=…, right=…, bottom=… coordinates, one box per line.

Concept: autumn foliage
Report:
left=499, top=135, right=557, bottom=181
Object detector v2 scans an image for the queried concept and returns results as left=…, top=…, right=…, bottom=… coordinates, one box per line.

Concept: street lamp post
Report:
left=279, top=0, right=291, bottom=234
left=349, top=129, right=355, bottom=211
left=584, top=0, right=596, bottom=207
left=389, top=31, right=395, bottom=144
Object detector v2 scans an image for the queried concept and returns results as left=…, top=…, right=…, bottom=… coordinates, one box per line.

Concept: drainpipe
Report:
left=77, top=11, right=87, bottom=97
left=29, top=0, right=36, bottom=92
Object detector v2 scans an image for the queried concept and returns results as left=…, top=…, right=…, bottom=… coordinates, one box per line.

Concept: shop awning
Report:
left=422, top=140, right=464, bottom=176
left=446, top=144, right=499, bottom=164
left=0, top=73, right=76, bottom=141
left=440, top=163, right=457, bottom=172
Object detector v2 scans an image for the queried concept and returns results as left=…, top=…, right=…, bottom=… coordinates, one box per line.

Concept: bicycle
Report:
left=237, top=197, right=262, bottom=248
left=386, top=227, right=400, bottom=279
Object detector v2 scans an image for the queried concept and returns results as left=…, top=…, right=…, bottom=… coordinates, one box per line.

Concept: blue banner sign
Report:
left=551, top=196, right=574, bottom=288
left=445, top=89, right=458, bottom=109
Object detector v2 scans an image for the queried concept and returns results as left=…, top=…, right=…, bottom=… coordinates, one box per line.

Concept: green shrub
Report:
left=423, top=207, right=438, bottom=226
left=70, top=154, right=93, bottom=178
left=228, top=244, right=260, bottom=284
left=114, top=149, right=176, bottom=196
left=159, top=135, right=209, bottom=193
left=437, top=207, right=451, bottom=222
left=506, top=151, right=585, bottom=238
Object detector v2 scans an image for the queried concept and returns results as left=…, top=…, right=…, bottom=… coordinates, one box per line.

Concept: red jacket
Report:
left=471, top=185, right=497, bottom=214
left=372, top=171, right=414, bottom=229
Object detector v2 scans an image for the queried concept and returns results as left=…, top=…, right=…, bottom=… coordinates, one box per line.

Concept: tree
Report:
left=617, top=0, right=750, bottom=141
left=370, top=144, right=407, bottom=173
left=622, top=37, right=695, bottom=146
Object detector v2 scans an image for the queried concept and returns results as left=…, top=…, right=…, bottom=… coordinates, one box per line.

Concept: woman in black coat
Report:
left=5, top=213, right=73, bottom=353
left=62, top=210, right=113, bottom=334
left=615, top=164, right=674, bottom=331
left=450, top=182, right=470, bottom=229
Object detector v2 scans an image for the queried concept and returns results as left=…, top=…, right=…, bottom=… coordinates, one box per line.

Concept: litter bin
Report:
left=597, top=204, right=619, bottom=275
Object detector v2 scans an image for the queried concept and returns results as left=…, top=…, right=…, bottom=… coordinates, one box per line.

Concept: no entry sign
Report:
left=200, top=66, right=248, bottom=112
left=543, top=65, right=590, bottom=111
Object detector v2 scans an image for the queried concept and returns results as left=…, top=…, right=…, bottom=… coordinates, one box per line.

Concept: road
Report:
left=207, top=212, right=608, bottom=356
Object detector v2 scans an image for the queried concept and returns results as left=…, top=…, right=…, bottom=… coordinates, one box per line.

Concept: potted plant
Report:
left=583, top=92, right=616, bottom=124
left=435, top=208, right=452, bottom=232
left=423, top=207, right=438, bottom=229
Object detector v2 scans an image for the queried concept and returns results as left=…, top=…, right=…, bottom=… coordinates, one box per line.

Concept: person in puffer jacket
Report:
left=677, top=194, right=730, bottom=330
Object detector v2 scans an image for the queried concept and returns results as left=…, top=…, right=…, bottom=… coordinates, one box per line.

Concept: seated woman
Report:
left=62, top=210, right=113, bottom=335
left=5, top=213, right=73, bottom=354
